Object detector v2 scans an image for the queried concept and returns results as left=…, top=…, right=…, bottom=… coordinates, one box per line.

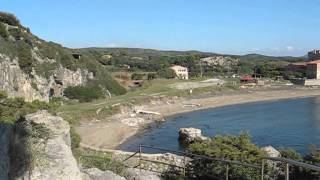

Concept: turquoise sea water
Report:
left=118, top=97, right=320, bottom=154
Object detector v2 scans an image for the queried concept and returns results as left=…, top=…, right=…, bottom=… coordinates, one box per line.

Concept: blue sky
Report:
left=1, top=0, right=320, bottom=56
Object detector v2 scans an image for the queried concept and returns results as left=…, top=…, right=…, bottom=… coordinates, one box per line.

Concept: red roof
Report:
left=307, top=60, right=320, bottom=64
left=291, top=62, right=307, bottom=66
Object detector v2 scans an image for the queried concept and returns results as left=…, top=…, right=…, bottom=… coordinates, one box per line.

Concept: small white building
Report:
left=170, top=65, right=188, bottom=80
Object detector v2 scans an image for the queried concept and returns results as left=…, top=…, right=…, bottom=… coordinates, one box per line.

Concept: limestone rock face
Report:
left=82, top=168, right=126, bottom=180
left=179, top=127, right=208, bottom=143
left=0, top=125, right=12, bottom=180
left=0, top=53, right=92, bottom=102
left=261, top=146, right=281, bottom=158
left=200, top=56, right=239, bottom=70
left=25, top=111, right=82, bottom=180
left=0, top=54, right=48, bottom=102
left=54, top=67, right=92, bottom=88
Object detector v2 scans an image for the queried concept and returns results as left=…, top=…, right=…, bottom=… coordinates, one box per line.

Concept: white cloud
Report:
left=106, top=43, right=118, bottom=48
left=286, top=46, right=295, bottom=51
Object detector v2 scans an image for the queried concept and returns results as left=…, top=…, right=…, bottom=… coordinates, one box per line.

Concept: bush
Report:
left=64, top=85, right=104, bottom=102
left=131, top=73, right=144, bottom=80
left=187, top=133, right=265, bottom=179
left=0, top=23, right=8, bottom=39
left=147, top=73, right=157, bottom=80
left=92, top=68, right=127, bottom=95
left=70, top=127, right=81, bottom=150
left=0, top=12, right=20, bottom=26
left=77, top=150, right=129, bottom=178
left=0, top=91, right=59, bottom=124
left=8, top=28, right=22, bottom=40
left=157, top=68, right=176, bottom=79
left=17, top=41, right=33, bottom=74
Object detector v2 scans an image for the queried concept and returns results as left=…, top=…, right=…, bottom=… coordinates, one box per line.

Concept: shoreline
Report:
left=76, top=87, right=320, bottom=152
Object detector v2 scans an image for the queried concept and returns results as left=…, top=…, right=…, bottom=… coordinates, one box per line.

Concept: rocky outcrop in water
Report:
left=179, top=127, right=208, bottom=144
left=261, top=146, right=280, bottom=158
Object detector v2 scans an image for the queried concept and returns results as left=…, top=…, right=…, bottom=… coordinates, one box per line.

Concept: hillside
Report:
left=0, top=12, right=306, bottom=102
left=0, top=12, right=126, bottom=102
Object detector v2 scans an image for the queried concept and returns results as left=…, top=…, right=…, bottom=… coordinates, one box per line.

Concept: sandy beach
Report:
left=76, top=87, right=320, bottom=150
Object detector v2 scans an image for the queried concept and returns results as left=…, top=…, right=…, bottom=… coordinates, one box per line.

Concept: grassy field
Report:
left=57, top=78, right=239, bottom=124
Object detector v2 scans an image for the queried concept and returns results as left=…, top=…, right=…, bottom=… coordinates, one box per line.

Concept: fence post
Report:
left=225, top=163, right=229, bottom=180
left=183, top=155, right=186, bottom=177
left=261, top=159, right=264, bottom=180
left=139, top=146, right=142, bottom=172
left=285, top=163, right=289, bottom=180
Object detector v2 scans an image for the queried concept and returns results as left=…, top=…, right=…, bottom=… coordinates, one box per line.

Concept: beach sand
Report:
left=76, top=87, right=320, bottom=150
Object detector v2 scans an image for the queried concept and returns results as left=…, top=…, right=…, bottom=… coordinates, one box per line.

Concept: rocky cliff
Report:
left=0, top=53, right=93, bottom=102
left=0, top=12, right=126, bottom=101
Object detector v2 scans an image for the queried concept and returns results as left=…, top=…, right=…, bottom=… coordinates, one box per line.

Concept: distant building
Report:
left=170, top=65, right=188, bottom=80
left=286, top=62, right=307, bottom=73
left=102, top=54, right=113, bottom=59
left=306, top=60, right=320, bottom=79
left=308, top=49, right=320, bottom=61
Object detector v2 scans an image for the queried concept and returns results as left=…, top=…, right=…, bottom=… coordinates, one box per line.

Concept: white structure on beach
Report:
left=170, top=65, right=189, bottom=80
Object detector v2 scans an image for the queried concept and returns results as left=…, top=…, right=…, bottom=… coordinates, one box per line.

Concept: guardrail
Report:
left=122, top=145, right=320, bottom=180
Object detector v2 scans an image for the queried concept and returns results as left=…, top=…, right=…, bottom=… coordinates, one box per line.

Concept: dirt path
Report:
left=76, top=87, right=320, bottom=150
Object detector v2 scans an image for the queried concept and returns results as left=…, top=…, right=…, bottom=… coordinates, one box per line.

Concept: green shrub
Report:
left=0, top=91, right=59, bottom=124
left=187, top=133, right=265, bottom=179
left=17, top=41, right=33, bottom=74
left=0, top=12, right=20, bottom=26
left=147, top=73, right=157, bottom=80
left=0, top=23, right=8, bottom=39
left=64, top=85, right=104, bottom=102
left=91, top=68, right=127, bottom=95
left=78, top=150, right=128, bottom=178
left=70, top=127, right=81, bottom=150
left=157, top=68, right=176, bottom=79
left=131, top=73, right=144, bottom=80
left=8, top=28, right=22, bottom=40
left=279, top=148, right=302, bottom=161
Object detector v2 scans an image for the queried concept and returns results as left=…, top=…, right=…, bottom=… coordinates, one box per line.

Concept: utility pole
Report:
left=200, top=60, right=203, bottom=78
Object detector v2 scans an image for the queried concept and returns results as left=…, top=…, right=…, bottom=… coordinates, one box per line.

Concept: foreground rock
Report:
left=179, top=127, right=208, bottom=143
left=82, top=168, right=126, bottom=180
left=261, top=146, right=281, bottom=168
left=126, top=168, right=161, bottom=180
left=0, top=125, right=11, bottom=180
left=25, top=110, right=82, bottom=180
left=261, top=146, right=281, bottom=158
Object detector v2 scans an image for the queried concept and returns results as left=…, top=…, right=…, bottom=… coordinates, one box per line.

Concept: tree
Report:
left=0, top=12, right=20, bottom=26
left=157, top=68, right=176, bottom=79
left=0, top=23, right=8, bottom=39
left=17, top=41, right=33, bottom=74
left=64, top=85, right=104, bottom=102
left=131, top=73, right=145, bottom=80
left=187, top=133, right=266, bottom=179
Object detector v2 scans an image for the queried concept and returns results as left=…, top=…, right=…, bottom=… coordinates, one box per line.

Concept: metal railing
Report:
left=122, top=145, right=320, bottom=180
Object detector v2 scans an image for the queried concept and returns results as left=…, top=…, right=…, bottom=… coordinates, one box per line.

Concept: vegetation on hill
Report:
left=64, top=85, right=104, bottom=102
left=0, top=91, right=59, bottom=124
left=0, top=11, right=126, bottom=97
left=163, top=133, right=320, bottom=180
left=187, top=133, right=266, bottom=179
left=0, top=12, right=20, bottom=26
